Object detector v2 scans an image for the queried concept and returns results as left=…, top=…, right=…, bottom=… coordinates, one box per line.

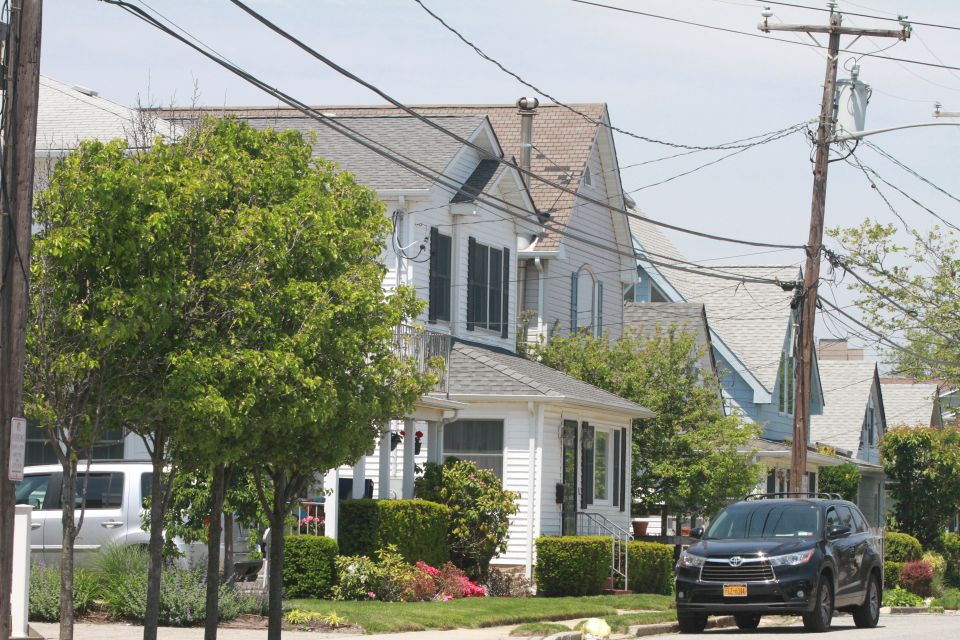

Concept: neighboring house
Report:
left=880, top=378, right=944, bottom=429
left=26, top=76, right=178, bottom=466
left=809, top=358, right=887, bottom=526
left=622, top=302, right=716, bottom=376
left=153, top=106, right=654, bottom=578
left=628, top=211, right=830, bottom=485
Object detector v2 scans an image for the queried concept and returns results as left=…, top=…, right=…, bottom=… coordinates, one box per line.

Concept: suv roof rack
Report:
left=743, top=492, right=843, bottom=501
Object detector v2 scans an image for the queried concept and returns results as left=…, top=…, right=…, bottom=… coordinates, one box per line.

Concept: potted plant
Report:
left=414, top=430, right=424, bottom=455
left=632, top=520, right=649, bottom=537
left=390, top=431, right=403, bottom=451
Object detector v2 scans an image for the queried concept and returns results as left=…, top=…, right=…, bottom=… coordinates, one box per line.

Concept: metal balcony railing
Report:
left=393, top=324, right=451, bottom=395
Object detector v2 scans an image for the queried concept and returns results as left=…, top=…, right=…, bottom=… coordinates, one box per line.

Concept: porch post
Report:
left=352, top=456, right=366, bottom=499
left=379, top=425, right=392, bottom=499
left=323, top=468, right=339, bottom=541
left=402, top=418, right=416, bottom=499
left=427, top=420, right=442, bottom=465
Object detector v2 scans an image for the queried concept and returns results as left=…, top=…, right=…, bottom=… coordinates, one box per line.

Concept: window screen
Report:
left=443, top=420, right=504, bottom=478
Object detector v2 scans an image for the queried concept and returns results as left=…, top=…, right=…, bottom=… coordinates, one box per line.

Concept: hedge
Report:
left=627, top=541, right=674, bottom=595
left=884, top=561, right=904, bottom=590
left=535, top=536, right=609, bottom=597
left=886, top=531, right=922, bottom=563
left=339, top=499, right=451, bottom=566
left=283, top=535, right=339, bottom=598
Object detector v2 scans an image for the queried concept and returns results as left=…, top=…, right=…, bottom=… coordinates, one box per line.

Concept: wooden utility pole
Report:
left=0, top=2, right=42, bottom=638
left=759, top=5, right=909, bottom=495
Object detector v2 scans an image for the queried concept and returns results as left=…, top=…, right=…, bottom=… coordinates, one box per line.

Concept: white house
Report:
left=157, top=105, right=655, bottom=578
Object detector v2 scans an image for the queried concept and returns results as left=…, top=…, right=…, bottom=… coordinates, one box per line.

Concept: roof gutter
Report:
left=447, top=393, right=654, bottom=419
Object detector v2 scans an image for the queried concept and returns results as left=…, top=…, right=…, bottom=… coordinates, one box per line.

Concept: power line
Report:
left=569, top=0, right=960, bottom=72
left=412, top=0, right=795, bottom=153
left=863, top=140, right=960, bottom=207
left=223, top=0, right=806, bottom=252
left=102, top=0, right=800, bottom=296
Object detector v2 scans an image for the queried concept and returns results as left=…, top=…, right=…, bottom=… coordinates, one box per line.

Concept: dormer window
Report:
left=583, top=165, right=592, bottom=187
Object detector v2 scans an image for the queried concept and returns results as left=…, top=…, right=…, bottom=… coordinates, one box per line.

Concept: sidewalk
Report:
left=29, top=622, right=522, bottom=640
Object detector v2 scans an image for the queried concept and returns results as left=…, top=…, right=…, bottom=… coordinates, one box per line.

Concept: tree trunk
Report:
left=59, top=460, right=78, bottom=640
left=203, top=463, right=226, bottom=640
left=266, top=473, right=287, bottom=640
left=143, top=441, right=169, bottom=640
left=222, top=512, right=234, bottom=583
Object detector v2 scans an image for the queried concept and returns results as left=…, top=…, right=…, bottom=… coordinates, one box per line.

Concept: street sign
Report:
left=8, top=417, right=26, bottom=482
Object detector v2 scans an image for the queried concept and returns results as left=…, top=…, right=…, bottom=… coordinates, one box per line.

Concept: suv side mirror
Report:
left=827, top=524, right=851, bottom=539
left=689, top=526, right=704, bottom=539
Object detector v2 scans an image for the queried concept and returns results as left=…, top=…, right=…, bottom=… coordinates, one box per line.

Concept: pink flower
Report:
left=367, top=591, right=377, bottom=599
left=416, top=561, right=441, bottom=577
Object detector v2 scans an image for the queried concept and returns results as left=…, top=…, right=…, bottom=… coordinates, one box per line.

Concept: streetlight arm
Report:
left=833, top=122, right=960, bottom=141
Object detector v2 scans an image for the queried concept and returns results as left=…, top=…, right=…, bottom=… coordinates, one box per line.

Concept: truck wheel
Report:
left=802, top=577, right=834, bottom=632
left=677, top=613, right=707, bottom=634
left=852, top=574, right=880, bottom=628
left=734, top=613, right=761, bottom=629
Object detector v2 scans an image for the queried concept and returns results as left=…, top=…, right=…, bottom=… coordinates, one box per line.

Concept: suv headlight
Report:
left=678, top=550, right=706, bottom=568
left=767, top=549, right=815, bottom=566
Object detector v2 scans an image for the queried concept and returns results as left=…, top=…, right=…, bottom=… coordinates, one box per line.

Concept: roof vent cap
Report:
left=71, top=85, right=98, bottom=97
left=516, top=97, right=539, bottom=111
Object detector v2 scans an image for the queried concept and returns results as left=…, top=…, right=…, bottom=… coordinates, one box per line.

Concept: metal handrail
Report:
left=577, top=512, right=631, bottom=591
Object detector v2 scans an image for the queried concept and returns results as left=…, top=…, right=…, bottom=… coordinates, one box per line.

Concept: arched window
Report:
left=570, top=266, right=603, bottom=335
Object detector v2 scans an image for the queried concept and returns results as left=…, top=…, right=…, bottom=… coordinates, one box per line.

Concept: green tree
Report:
left=415, top=459, right=519, bottom=579
left=532, top=327, right=761, bottom=520
left=880, top=426, right=960, bottom=545
left=818, top=461, right=862, bottom=502
left=828, top=221, right=960, bottom=387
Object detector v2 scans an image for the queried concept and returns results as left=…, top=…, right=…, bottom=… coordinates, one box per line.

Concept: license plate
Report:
left=723, top=584, right=748, bottom=597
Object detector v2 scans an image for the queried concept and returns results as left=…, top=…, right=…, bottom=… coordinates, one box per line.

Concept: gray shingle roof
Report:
left=810, top=361, right=878, bottom=455
left=629, top=214, right=799, bottom=393
left=446, top=340, right=653, bottom=417
left=37, top=76, right=177, bottom=151
left=881, top=380, right=942, bottom=428
left=233, top=115, right=485, bottom=191
left=623, top=302, right=714, bottom=373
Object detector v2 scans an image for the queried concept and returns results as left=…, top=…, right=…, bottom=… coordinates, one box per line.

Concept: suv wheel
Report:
left=734, top=613, right=761, bottom=630
left=802, top=576, right=834, bottom=632
left=852, top=574, right=881, bottom=628
left=677, top=612, right=707, bottom=634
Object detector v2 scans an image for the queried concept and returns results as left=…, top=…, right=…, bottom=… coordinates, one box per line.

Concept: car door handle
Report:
left=31, top=523, right=41, bottom=530
left=101, top=521, right=124, bottom=528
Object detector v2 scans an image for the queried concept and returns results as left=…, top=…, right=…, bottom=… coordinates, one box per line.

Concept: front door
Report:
left=561, top=420, right=578, bottom=536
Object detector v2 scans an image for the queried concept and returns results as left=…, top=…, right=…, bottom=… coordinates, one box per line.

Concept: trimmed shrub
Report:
left=535, top=536, right=609, bottom=597
left=283, top=535, right=338, bottom=598
left=338, top=499, right=450, bottom=566
left=937, top=531, right=960, bottom=587
left=923, top=551, right=947, bottom=582
left=885, top=561, right=905, bottom=590
left=886, top=531, right=923, bottom=563
left=30, top=564, right=99, bottom=622
left=627, top=541, right=674, bottom=595
left=900, top=560, right=934, bottom=597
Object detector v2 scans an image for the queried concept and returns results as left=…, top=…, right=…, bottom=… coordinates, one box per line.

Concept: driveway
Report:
left=642, top=613, right=960, bottom=639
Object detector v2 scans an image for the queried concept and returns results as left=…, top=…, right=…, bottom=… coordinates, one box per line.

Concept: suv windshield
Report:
left=707, top=503, right=820, bottom=539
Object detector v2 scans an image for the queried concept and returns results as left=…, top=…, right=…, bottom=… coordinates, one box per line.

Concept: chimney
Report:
left=516, top=97, right=539, bottom=182
left=818, top=338, right=865, bottom=361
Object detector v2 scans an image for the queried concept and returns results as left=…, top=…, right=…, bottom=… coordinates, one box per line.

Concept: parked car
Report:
left=674, top=494, right=883, bottom=633
left=14, top=461, right=262, bottom=580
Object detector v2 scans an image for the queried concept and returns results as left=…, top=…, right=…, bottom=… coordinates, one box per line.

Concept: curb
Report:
left=544, top=616, right=737, bottom=640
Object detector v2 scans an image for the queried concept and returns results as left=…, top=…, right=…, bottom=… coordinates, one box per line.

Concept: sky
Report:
left=40, top=0, right=960, bottom=357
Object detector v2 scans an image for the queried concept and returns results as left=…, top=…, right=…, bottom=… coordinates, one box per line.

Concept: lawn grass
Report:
left=286, top=593, right=674, bottom=634
left=509, top=621, right=572, bottom=636
left=594, top=610, right=677, bottom=633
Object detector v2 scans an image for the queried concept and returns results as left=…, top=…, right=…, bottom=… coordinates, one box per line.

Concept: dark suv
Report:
left=674, top=494, right=883, bottom=633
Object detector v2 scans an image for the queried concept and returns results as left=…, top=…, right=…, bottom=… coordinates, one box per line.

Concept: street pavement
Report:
left=641, top=613, right=960, bottom=639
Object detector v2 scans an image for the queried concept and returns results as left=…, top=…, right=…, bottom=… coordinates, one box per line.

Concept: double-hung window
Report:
left=428, top=227, right=452, bottom=323
left=442, top=420, right=504, bottom=478
left=467, top=237, right=510, bottom=337
left=580, top=423, right=628, bottom=511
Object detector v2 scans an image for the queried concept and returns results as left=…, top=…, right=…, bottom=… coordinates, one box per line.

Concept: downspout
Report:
left=535, top=257, right=546, bottom=342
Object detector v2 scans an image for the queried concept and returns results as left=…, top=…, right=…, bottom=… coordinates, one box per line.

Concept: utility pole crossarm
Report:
left=759, top=22, right=909, bottom=40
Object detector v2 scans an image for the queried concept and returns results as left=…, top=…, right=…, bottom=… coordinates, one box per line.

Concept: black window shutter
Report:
left=501, top=247, right=510, bottom=339
left=619, top=427, right=627, bottom=512
left=766, top=468, right=776, bottom=494
left=613, top=430, right=621, bottom=508
left=570, top=272, right=579, bottom=333
left=466, top=236, right=476, bottom=331
left=428, top=227, right=439, bottom=323
left=581, top=422, right=594, bottom=509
